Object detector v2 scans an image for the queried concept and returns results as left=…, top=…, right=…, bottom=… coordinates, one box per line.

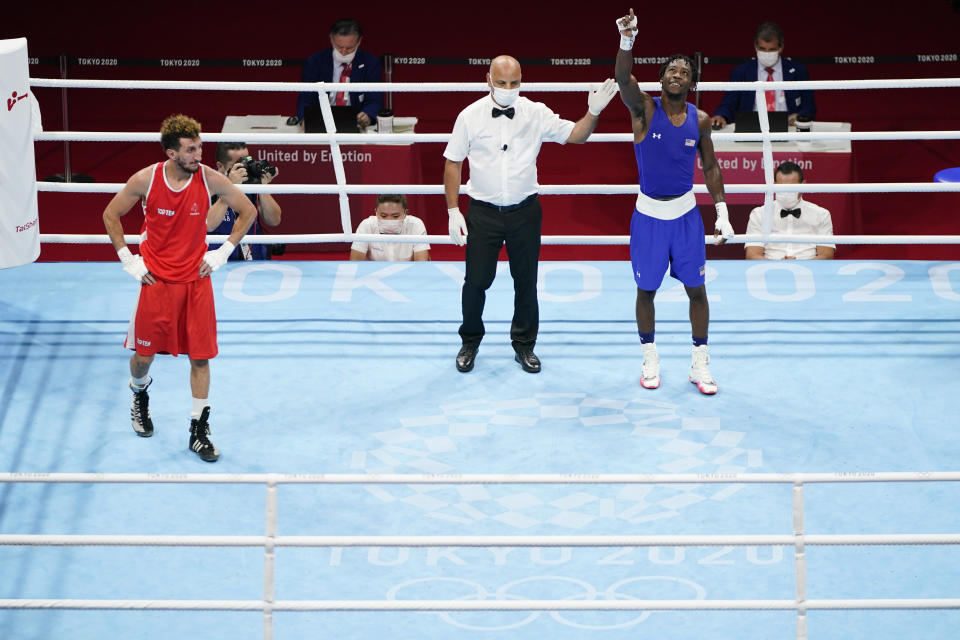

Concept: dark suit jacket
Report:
left=712, top=57, right=816, bottom=123
left=296, top=48, right=383, bottom=122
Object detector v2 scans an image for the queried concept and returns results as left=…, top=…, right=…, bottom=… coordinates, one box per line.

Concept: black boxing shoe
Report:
left=189, top=407, right=220, bottom=462
left=514, top=348, right=541, bottom=373
left=129, top=377, right=154, bottom=437
left=456, top=344, right=478, bottom=372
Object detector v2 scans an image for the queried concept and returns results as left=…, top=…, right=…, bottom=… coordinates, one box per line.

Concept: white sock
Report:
left=191, top=397, right=209, bottom=418
left=131, top=374, right=150, bottom=388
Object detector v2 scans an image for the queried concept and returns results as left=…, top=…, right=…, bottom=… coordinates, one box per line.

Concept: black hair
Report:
left=376, top=194, right=408, bottom=209
left=330, top=18, right=362, bottom=37
left=754, top=22, right=784, bottom=48
left=775, top=160, right=804, bottom=182
left=215, top=141, right=247, bottom=165
left=658, top=54, right=699, bottom=86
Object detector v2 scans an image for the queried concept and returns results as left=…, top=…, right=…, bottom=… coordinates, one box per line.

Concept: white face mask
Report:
left=333, top=49, right=356, bottom=66
left=491, top=86, right=520, bottom=107
left=775, top=191, right=801, bottom=210
left=756, top=50, right=780, bottom=68
left=377, top=218, right=403, bottom=234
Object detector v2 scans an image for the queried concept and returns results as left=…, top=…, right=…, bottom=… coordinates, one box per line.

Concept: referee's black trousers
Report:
left=458, top=196, right=542, bottom=351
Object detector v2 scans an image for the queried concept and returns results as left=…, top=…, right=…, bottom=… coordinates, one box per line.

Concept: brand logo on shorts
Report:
left=699, top=265, right=706, bottom=276
left=136, top=338, right=151, bottom=347
left=157, top=207, right=175, bottom=217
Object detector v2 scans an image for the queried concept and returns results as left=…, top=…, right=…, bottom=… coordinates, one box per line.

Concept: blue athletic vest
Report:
left=634, top=98, right=699, bottom=198
left=209, top=194, right=268, bottom=261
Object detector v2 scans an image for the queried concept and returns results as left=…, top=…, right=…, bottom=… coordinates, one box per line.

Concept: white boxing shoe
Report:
left=689, top=345, right=718, bottom=395
left=640, top=343, right=661, bottom=389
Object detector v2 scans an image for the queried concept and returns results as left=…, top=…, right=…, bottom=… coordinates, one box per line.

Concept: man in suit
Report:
left=296, top=18, right=383, bottom=128
left=710, top=22, right=816, bottom=129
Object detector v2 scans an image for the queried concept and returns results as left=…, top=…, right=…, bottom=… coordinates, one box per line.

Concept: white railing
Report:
left=34, top=233, right=960, bottom=246
left=2, top=471, right=960, bottom=640
left=28, top=76, right=960, bottom=248
left=27, top=78, right=960, bottom=92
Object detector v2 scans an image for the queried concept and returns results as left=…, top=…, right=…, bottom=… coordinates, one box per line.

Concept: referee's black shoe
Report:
left=514, top=348, right=541, bottom=373
left=456, top=344, right=478, bottom=372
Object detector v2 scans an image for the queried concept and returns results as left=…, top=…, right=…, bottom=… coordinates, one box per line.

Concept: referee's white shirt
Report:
left=443, top=95, right=575, bottom=206
left=745, top=198, right=835, bottom=259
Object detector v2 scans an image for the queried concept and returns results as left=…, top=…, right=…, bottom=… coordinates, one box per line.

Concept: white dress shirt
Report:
left=443, top=95, right=575, bottom=206
left=757, top=58, right=787, bottom=112
left=745, top=198, right=835, bottom=259
left=351, top=215, right=429, bottom=261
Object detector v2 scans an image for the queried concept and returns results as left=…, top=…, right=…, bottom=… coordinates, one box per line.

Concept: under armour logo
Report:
left=652, top=133, right=662, bottom=139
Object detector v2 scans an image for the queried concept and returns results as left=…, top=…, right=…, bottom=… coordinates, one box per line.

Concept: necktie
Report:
left=780, top=208, right=801, bottom=218
left=492, top=107, right=515, bottom=119
left=765, top=66, right=776, bottom=112
left=335, top=63, right=352, bottom=106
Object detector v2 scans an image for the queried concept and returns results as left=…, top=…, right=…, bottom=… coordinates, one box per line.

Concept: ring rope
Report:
left=35, top=181, right=960, bottom=194
left=2, top=470, right=958, bottom=483
left=35, top=233, right=960, bottom=246
left=3, top=471, right=958, bottom=636
left=5, top=598, right=960, bottom=612
left=27, top=77, right=960, bottom=92
left=2, top=533, right=960, bottom=547
left=31, top=130, right=960, bottom=143
left=29, top=77, right=960, bottom=248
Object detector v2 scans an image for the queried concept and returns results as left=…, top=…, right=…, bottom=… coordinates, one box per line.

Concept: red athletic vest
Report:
left=140, top=162, right=211, bottom=282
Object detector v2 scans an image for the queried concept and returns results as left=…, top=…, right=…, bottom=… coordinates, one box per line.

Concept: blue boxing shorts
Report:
left=629, top=206, right=706, bottom=290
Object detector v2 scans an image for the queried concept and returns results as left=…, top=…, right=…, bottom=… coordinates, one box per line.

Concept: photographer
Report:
left=207, top=142, right=282, bottom=260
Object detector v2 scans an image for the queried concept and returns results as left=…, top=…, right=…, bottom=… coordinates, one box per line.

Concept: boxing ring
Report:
left=1, top=76, right=960, bottom=640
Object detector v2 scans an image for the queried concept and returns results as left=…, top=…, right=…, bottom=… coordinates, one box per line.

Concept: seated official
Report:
left=745, top=161, right=835, bottom=260
left=296, top=18, right=383, bottom=129
left=207, top=142, right=281, bottom=260
left=711, top=22, right=816, bottom=129
left=349, top=194, right=430, bottom=261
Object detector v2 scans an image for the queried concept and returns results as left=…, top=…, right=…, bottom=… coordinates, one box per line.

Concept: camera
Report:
left=236, top=155, right=277, bottom=184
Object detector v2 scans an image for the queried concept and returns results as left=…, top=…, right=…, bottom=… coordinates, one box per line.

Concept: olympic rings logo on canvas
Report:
left=386, top=575, right=706, bottom=630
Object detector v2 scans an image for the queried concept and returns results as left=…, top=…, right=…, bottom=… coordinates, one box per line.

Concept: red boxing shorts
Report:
left=125, top=277, right=218, bottom=359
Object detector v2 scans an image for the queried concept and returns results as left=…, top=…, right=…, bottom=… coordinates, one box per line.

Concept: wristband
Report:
left=715, top=202, right=729, bottom=219
left=448, top=207, right=461, bottom=217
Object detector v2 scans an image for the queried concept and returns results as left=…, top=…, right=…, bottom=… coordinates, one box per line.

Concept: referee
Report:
left=444, top=55, right=617, bottom=373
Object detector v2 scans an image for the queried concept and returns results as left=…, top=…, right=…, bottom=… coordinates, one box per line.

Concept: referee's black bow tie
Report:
left=492, top=107, right=515, bottom=119
left=780, top=208, right=801, bottom=218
